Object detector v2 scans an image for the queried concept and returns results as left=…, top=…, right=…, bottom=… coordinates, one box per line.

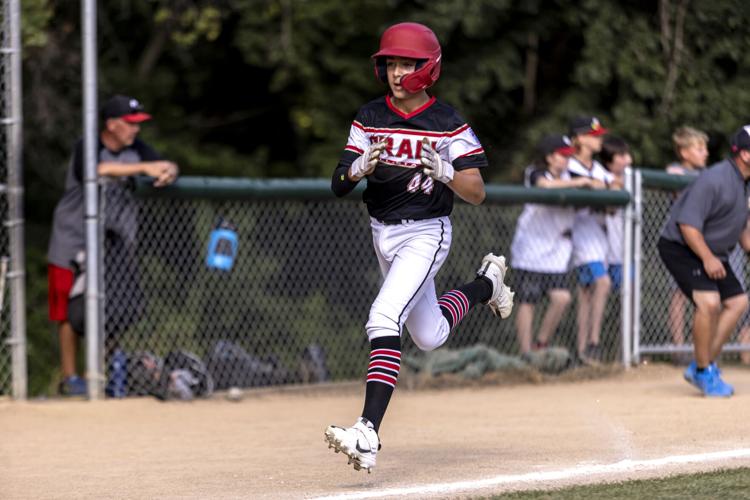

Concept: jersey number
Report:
left=406, top=172, right=434, bottom=195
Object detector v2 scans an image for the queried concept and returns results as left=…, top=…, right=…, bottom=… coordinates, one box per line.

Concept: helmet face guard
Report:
left=372, top=22, right=442, bottom=93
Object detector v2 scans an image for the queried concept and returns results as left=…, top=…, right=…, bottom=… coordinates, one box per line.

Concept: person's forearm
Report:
left=448, top=169, right=485, bottom=205
left=680, top=224, right=715, bottom=261
left=98, top=161, right=153, bottom=178
left=331, top=164, right=359, bottom=197
left=740, top=227, right=750, bottom=252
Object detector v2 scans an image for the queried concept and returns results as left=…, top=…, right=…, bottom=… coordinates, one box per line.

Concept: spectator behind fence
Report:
left=567, top=116, right=612, bottom=364
left=664, top=126, right=709, bottom=365
left=47, top=95, right=179, bottom=396
left=511, top=134, right=594, bottom=355
left=657, top=125, right=750, bottom=397
left=600, top=136, right=631, bottom=293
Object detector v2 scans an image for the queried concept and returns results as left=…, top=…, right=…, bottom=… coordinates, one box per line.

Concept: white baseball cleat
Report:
left=477, top=253, right=515, bottom=319
left=324, top=417, right=380, bottom=473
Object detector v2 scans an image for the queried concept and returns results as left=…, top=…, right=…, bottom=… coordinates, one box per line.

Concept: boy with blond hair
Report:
left=665, top=126, right=709, bottom=364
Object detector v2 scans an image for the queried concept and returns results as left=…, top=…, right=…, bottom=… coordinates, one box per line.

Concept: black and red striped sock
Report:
left=361, top=335, right=401, bottom=432
left=437, top=278, right=492, bottom=329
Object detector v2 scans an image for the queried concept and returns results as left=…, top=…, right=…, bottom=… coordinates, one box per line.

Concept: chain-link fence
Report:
left=0, top=0, right=25, bottom=398
left=636, top=171, right=750, bottom=364
left=98, top=179, right=629, bottom=398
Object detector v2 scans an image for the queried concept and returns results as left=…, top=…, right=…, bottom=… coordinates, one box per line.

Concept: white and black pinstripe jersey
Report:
left=332, top=95, right=487, bottom=222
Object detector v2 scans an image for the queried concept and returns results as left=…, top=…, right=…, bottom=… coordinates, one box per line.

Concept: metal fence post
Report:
left=632, top=169, right=643, bottom=364
left=82, top=0, right=103, bottom=399
left=621, top=167, right=634, bottom=369
left=4, top=0, right=26, bottom=399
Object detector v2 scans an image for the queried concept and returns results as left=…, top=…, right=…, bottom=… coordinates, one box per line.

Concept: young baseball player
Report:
left=600, top=136, right=631, bottom=293
left=325, top=22, right=514, bottom=472
left=664, top=127, right=709, bottom=364
left=511, top=134, right=593, bottom=354
left=567, top=116, right=611, bottom=364
left=659, top=125, right=750, bottom=396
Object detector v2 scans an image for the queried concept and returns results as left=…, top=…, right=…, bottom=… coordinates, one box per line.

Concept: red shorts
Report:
left=48, top=264, right=74, bottom=322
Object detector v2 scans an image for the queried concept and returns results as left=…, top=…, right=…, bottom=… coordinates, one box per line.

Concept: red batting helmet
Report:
left=371, top=22, right=442, bottom=93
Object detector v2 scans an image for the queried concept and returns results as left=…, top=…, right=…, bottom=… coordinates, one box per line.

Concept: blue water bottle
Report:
left=207, top=219, right=238, bottom=271
left=106, top=349, right=128, bottom=398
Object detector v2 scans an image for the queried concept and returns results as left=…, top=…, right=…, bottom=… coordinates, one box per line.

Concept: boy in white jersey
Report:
left=567, top=116, right=611, bottom=364
left=325, top=22, right=514, bottom=472
left=600, top=136, right=631, bottom=293
left=511, top=134, right=595, bottom=354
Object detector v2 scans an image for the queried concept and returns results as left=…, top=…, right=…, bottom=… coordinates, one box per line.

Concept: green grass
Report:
left=487, top=467, right=750, bottom=499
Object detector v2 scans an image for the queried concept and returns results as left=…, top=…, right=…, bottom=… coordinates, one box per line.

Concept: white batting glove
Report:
left=420, top=138, right=454, bottom=184
left=349, top=141, right=386, bottom=180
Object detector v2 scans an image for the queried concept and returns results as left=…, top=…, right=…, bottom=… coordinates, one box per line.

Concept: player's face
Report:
left=579, top=134, right=604, bottom=153
left=107, top=118, right=141, bottom=149
left=608, top=152, right=632, bottom=175
left=386, top=57, right=418, bottom=98
left=680, top=141, right=708, bottom=168
left=548, top=152, right=569, bottom=174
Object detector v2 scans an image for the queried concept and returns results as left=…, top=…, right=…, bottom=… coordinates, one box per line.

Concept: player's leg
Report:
left=537, top=288, right=571, bottom=347
left=668, top=289, right=689, bottom=364
left=515, top=304, right=534, bottom=354
left=576, top=285, right=591, bottom=359
left=712, top=295, right=747, bottom=360
left=513, top=270, right=540, bottom=354
left=575, top=264, right=594, bottom=360
left=326, top=219, right=448, bottom=472
left=709, top=268, right=748, bottom=362
left=691, top=291, right=721, bottom=368
left=588, top=272, right=611, bottom=351
left=48, top=264, right=86, bottom=396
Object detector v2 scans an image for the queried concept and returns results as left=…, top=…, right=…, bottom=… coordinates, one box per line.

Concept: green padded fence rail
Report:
left=638, top=168, right=694, bottom=191
left=134, top=176, right=631, bottom=207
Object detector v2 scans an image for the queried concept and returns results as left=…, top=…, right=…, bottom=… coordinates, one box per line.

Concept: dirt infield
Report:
left=2, top=364, right=750, bottom=499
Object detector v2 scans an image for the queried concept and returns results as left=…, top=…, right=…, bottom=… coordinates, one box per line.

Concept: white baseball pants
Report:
left=366, top=216, right=452, bottom=351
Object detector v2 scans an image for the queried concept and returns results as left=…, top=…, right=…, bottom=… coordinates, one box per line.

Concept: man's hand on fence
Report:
left=146, top=161, right=179, bottom=187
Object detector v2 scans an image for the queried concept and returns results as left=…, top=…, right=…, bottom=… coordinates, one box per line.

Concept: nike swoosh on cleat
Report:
left=355, top=442, right=372, bottom=454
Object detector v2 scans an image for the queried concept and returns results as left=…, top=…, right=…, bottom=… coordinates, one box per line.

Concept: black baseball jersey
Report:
left=331, top=95, right=487, bottom=222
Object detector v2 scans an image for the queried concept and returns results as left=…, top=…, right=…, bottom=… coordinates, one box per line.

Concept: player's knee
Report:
left=410, top=322, right=449, bottom=352
left=725, top=294, right=749, bottom=314
left=549, top=289, right=572, bottom=307
left=694, top=295, right=721, bottom=316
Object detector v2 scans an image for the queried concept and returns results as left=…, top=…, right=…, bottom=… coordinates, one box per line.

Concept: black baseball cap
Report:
left=569, top=115, right=608, bottom=137
left=101, top=95, right=152, bottom=123
left=730, top=125, right=750, bottom=153
left=537, top=134, right=576, bottom=157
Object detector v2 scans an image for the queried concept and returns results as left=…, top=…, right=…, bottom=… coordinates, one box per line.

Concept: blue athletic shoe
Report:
left=683, top=361, right=698, bottom=387
left=59, top=375, right=87, bottom=396
left=694, top=365, right=733, bottom=397
left=710, top=363, right=734, bottom=395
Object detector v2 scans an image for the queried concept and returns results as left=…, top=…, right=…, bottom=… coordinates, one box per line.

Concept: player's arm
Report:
left=679, top=224, right=725, bottom=279
left=739, top=218, right=750, bottom=252
left=98, top=161, right=178, bottom=187
left=536, top=175, right=594, bottom=189
left=448, top=168, right=485, bottom=205
left=99, top=140, right=178, bottom=187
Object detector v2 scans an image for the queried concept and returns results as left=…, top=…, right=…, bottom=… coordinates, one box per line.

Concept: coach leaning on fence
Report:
left=47, top=95, right=179, bottom=397
left=657, top=125, right=750, bottom=398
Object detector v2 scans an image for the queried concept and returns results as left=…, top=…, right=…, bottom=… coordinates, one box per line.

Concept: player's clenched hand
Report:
left=420, top=138, right=454, bottom=184
left=703, top=255, right=726, bottom=280
left=349, top=141, right=386, bottom=180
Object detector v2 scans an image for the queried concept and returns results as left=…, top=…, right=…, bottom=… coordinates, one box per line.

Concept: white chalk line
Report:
left=311, top=448, right=750, bottom=500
